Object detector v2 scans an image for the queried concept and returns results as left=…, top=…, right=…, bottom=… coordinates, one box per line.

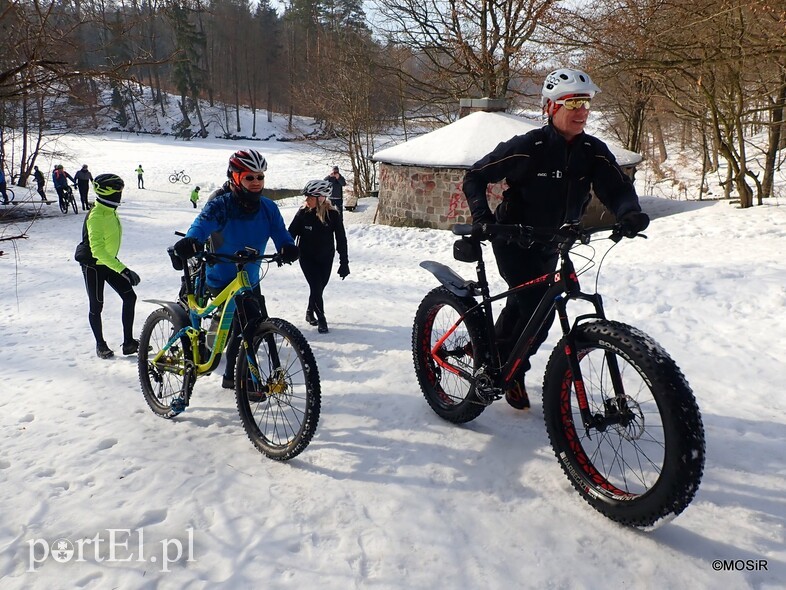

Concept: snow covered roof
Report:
left=372, top=111, right=642, bottom=168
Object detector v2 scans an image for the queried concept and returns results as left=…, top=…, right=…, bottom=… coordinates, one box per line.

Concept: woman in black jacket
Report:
left=288, top=180, right=349, bottom=333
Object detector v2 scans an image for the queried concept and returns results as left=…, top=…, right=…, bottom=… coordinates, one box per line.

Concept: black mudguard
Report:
left=419, top=261, right=478, bottom=298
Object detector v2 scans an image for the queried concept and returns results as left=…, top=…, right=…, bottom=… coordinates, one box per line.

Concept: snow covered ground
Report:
left=0, top=131, right=784, bottom=589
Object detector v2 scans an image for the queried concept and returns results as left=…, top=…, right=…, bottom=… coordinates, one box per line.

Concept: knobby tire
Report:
left=542, top=320, right=705, bottom=528
left=235, top=318, right=321, bottom=461
left=412, top=287, right=489, bottom=424
left=138, top=307, right=191, bottom=418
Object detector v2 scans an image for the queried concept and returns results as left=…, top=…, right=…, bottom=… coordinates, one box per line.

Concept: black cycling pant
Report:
left=492, top=240, right=559, bottom=375
left=77, top=184, right=90, bottom=209
left=36, top=182, right=46, bottom=200
left=299, top=254, right=333, bottom=322
left=82, top=264, right=137, bottom=346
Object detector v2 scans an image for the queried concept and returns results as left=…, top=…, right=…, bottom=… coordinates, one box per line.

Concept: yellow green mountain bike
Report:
left=137, top=245, right=321, bottom=461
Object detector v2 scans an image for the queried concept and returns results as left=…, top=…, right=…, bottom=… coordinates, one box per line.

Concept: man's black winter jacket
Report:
left=463, top=123, right=641, bottom=228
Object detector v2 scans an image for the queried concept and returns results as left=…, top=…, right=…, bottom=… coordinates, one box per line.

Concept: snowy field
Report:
left=0, top=132, right=784, bottom=589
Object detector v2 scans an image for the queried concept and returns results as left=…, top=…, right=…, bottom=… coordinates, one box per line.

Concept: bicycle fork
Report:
left=555, top=293, right=631, bottom=433
left=235, top=291, right=281, bottom=394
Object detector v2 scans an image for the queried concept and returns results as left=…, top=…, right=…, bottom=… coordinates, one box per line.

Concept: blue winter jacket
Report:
left=186, top=191, right=294, bottom=289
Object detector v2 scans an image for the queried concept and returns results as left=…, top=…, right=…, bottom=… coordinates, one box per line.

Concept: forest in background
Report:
left=1, top=0, right=785, bottom=205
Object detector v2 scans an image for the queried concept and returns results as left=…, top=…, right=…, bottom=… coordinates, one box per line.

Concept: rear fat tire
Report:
left=138, top=307, right=192, bottom=418
left=542, top=320, right=705, bottom=527
left=412, top=286, right=488, bottom=424
left=236, top=318, right=321, bottom=461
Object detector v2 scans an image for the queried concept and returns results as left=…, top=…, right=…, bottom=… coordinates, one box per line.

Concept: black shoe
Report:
left=317, top=319, right=329, bottom=334
left=305, top=309, right=318, bottom=326
left=122, top=340, right=140, bottom=355
left=505, top=381, right=530, bottom=410
left=221, top=376, right=234, bottom=389
left=96, top=342, right=114, bottom=359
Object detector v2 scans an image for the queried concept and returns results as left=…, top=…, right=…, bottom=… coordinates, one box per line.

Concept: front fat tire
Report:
left=138, top=307, right=190, bottom=418
left=182, top=174, right=191, bottom=184
left=236, top=318, right=321, bottom=461
left=412, top=286, right=488, bottom=424
left=542, top=320, right=705, bottom=528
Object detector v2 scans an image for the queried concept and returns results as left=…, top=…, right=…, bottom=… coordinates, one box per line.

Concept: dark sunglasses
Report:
left=243, top=174, right=265, bottom=181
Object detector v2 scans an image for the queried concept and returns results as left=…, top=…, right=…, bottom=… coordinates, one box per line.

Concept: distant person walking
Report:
left=52, top=164, right=75, bottom=210
left=288, top=179, right=349, bottom=334
left=0, top=164, right=8, bottom=205
left=32, top=165, right=47, bottom=200
left=190, top=186, right=200, bottom=208
left=74, top=174, right=141, bottom=359
left=324, top=165, right=346, bottom=216
left=135, top=164, right=144, bottom=189
left=73, top=164, right=94, bottom=210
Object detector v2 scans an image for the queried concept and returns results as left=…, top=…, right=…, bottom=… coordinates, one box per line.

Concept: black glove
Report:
left=471, top=210, right=494, bottom=239
left=338, top=262, right=350, bottom=279
left=122, top=268, right=141, bottom=286
left=173, top=236, right=202, bottom=259
left=279, top=243, right=299, bottom=264
left=618, top=211, right=650, bottom=238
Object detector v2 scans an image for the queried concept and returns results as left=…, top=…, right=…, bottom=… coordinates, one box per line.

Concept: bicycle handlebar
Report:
left=454, top=222, right=644, bottom=247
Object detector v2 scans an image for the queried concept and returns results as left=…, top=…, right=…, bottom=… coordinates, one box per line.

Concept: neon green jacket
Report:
left=86, top=202, right=126, bottom=273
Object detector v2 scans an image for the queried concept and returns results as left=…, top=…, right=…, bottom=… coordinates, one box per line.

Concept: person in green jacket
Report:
left=135, top=164, right=144, bottom=189
left=77, top=174, right=141, bottom=359
left=190, top=186, right=200, bottom=208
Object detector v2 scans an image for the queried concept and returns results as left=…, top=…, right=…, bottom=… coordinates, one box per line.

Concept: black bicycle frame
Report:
left=448, top=236, right=616, bottom=429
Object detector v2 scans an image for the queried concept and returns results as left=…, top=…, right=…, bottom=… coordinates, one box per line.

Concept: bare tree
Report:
left=375, top=0, right=558, bottom=113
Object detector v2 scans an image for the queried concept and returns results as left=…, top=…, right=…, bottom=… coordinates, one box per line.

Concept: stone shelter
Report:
left=371, top=111, right=642, bottom=230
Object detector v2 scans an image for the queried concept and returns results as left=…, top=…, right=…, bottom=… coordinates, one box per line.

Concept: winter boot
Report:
left=122, top=339, right=140, bottom=355
left=96, top=341, right=114, bottom=359
left=305, top=309, right=318, bottom=326
left=317, top=317, right=329, bottom=334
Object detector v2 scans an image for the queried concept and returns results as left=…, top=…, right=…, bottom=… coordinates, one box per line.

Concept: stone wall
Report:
left=375, top=162, right=621, bottom=230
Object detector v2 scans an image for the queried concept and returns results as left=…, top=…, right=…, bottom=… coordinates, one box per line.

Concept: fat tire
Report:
left=59, top=196, right=68, bottom=214
left=138, top=307, right=191, bottom=419
left=168, top=174, right=179, bottom=184
left=412, top=286, right=489, bottom=423
left=542, top=320, right=705, bottom=528
left=70, top=194, right=78, bottom=214
left=236, top=318, right=321, bottom=461
left=181, top=174, right=191, bottom=184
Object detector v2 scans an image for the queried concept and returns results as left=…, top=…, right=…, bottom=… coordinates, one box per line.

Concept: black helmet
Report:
left=93, top=174, right=125, bottom=207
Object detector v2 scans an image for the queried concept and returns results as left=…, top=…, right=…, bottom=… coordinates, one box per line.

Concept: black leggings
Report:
left=299, top=254, right=333, bottom=321
left=78, top=185, right=90, bottom=209
left=82, top=264, right=137, bottom=345
left=492, top=240, right=558, bottom=373
left=36, top=183, right=46, bottom=200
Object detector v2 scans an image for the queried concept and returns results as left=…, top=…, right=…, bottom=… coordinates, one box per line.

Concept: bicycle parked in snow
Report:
left=168, top=170, right=191, bottom=184
left=412, top=221, right=705, bottom=528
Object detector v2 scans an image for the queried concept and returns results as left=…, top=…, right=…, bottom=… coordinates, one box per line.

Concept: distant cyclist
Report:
left=173, top=149, right=299, bottom=389
left=52, top=164, right=75, bottom=210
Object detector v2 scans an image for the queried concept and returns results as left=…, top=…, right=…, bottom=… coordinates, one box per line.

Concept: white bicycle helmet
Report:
left=541, top=68, right=601, bottom=107
left=302, top=179, right=333, bottom=199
